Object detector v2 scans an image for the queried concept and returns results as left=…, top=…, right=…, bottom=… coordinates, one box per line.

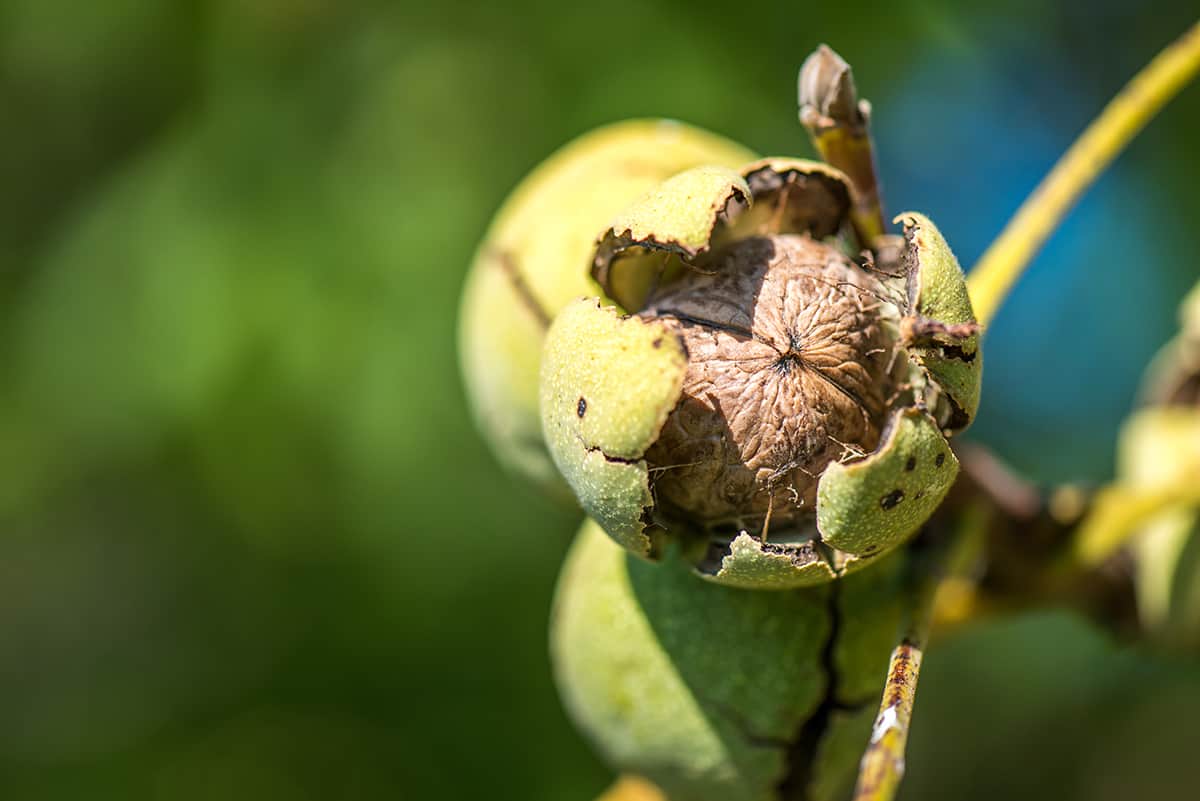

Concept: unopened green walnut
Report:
left=551, top=521, right=906, bottom=801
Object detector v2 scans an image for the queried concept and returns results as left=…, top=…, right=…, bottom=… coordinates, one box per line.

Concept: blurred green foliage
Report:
left=0, top=1, right=1198, bottom=799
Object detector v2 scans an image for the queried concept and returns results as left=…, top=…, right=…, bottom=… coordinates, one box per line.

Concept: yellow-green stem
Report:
left=968, top=20, right=1200, bottom=327
left=852, top=524, right=976, bottom=801
left=851, top=631, right=926, bottom=801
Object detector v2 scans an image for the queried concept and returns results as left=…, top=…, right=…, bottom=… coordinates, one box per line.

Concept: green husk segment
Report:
left=540, top=299, right=688, bottom=556
left=552, top=522, right=916, bottom=801
left=735, top=157, right=854, bottom=239
left=592, top=166, right=751, bottom=311
left=551, top=521, right=833, bottom=801
left=897, top=212, right=982, bottom=431
left=701, top=526, right=908, bottom=591
left=705, top=533, right=838, bottom=590
left=816, top=407, right=960, bottom=556
left=460, top=119, right=755, bottom=497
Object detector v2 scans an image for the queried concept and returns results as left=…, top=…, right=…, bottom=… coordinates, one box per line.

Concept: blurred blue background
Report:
left=0, top=1, right=1198, bottom=799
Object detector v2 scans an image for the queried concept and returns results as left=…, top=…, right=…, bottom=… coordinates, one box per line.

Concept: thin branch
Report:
left=936, top=445, right=1141, bottom=636
left=968, top=20, right=1200, bottom=326
left=852, top=638, right=924, bottom=801
left=852, top=527, right=973, bottom=801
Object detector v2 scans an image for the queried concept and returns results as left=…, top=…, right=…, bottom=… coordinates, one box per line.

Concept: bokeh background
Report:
left=1, top=1, right=1198, bottom=799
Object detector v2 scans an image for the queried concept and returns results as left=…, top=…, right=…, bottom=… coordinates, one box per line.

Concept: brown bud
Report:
left=798, top=44, right=866, bottom=132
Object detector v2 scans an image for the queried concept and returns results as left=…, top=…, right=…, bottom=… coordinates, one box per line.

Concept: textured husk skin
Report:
left=816, top=407, right=960, bottom=556
left=551, top=521, right=905, bottom=801
left=540, top=299, right=689, bottom=557
left=459, top=120, right=755, bottom=497
left=896, top=212, right=981, bottom=431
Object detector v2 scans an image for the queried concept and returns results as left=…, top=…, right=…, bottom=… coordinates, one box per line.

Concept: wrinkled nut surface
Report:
left=641, top=234, right=896, bottom=529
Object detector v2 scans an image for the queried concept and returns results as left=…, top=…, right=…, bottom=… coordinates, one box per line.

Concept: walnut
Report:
left=640, top=234, right=899, bottom=532
left=539, top=164, right=975, bottom=586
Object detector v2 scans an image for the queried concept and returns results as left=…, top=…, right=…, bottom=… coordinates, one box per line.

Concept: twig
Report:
left=799, top=45, right=887, bottom=244
left=940, top=445, right=1140, bottom=636
left=968, top=20, right=1200, bottom=326
left=852, top=527, right=973, bottom=801
left=852, top=637, right=924, bottom=801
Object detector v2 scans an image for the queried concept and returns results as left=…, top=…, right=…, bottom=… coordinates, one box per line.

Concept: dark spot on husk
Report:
left=577, top=397, right=587, bottom=418
left=935, top=452, right=946, bottom=468
left=904, top=456, right=917, bottom=472
left=880, top=489, right=904, bottom=510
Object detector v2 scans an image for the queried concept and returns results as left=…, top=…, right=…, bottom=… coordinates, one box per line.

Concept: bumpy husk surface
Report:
left=460, top=121, right=754, bottom=497
left=552, top=521, right=905, bottom=801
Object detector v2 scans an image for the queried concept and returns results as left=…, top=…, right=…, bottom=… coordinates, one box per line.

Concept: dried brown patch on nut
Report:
left=639, top=234, right=900, bottom=531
